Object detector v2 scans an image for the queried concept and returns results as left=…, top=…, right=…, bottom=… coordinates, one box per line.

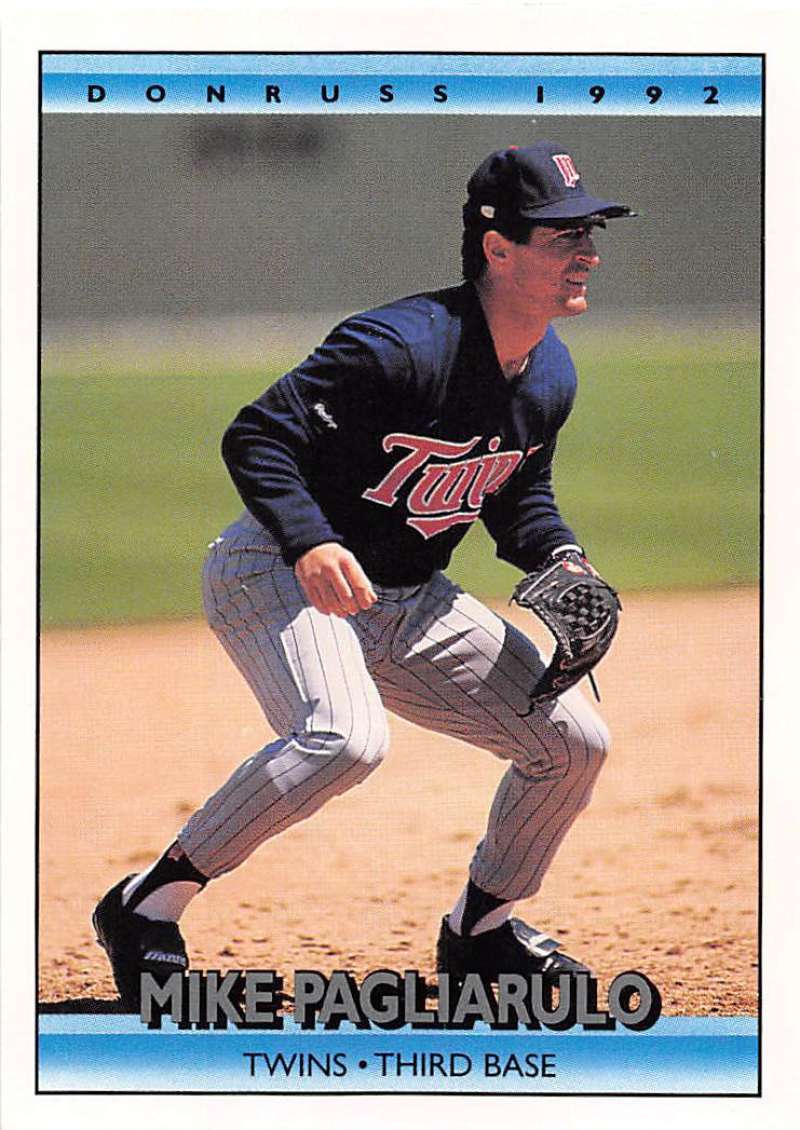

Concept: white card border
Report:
left=3, top=1, right=798, bottom=1127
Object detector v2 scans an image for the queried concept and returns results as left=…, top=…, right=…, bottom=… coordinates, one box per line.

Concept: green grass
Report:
left=41, top=332, right=760, bottom=626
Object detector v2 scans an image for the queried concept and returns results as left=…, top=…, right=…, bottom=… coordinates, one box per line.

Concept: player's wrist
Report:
left=550, top=543, right=585, bottom=559
left=294, top=539, right=345, bottom=565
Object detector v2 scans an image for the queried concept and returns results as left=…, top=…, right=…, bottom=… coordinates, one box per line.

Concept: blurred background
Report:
left=41, top=114, right=761, bottom=626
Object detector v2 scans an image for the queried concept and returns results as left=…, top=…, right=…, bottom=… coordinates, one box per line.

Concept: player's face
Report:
left=503, top=223, right=602, bottom=319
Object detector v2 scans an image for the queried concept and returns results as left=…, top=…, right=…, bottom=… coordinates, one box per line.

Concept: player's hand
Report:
left=294, top=543, right=378, bottom=618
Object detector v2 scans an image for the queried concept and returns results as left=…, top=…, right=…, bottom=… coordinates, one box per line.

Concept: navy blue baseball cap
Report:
left=464, top=141, right=633, bottom=225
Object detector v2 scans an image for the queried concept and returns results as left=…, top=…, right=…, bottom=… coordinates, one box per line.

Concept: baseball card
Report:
left=3, top=3, right=796, bottom=1126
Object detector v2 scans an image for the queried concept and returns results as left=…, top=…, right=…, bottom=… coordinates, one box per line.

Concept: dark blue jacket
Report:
left=222, top=282, right=579, bottom=585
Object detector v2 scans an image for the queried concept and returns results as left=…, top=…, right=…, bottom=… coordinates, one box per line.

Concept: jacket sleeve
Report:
left=481, top=436, right=579, bottom=572
left=221, top=320, right=409, bottom=565
left=221, top=380, right=341, bottom=564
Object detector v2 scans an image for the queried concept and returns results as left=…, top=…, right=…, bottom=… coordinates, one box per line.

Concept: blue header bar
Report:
left=41, top=53, right=762, bottom=116
left=42, top=53, right=763, bottom=76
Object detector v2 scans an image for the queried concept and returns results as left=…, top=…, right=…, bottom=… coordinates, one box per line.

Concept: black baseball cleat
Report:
left=436, top=915, right=592, bottom=982
left=92, top=875, right=189, bottom=1011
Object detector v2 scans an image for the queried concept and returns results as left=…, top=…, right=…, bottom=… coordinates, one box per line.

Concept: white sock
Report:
left=122, top=863, right=202, bottom=923
left=448, top=884, right=514, bottom=936
left=129, top=881, right=202, bottom=922
left=448, top=886, right=469, bottom=934
left=468, top=904, right=514, bottom=935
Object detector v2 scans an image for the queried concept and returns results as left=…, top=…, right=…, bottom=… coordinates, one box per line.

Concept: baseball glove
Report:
left=511, top=546, right=621, bottom=710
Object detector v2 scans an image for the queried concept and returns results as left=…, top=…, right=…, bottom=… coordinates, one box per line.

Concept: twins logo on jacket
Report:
left=363, top=432, right=543, bottom=539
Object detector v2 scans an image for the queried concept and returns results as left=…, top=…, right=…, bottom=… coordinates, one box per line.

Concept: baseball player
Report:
left=94, top=141, right=633, bottom=1010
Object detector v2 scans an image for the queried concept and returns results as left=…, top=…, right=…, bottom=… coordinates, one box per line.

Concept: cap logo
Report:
left=480, top=204, right=496, bottom=219
left=552, top=153, right=580, bottom=189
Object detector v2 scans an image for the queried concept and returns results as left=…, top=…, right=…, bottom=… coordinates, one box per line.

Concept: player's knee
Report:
left=533, top=706, right=610, bottom=783
left=342, top=721, right=390, bottom=774
left=304, top=718, right=389, bottom=779
left=564, top=711, right=609, bottom=782
left=593, top=714, right=611, bottom=761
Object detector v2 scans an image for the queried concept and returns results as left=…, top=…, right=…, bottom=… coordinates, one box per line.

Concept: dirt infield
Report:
left=39, top=588, right=759, bottom=1015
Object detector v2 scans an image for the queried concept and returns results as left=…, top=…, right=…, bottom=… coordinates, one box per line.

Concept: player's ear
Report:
left=482, top=230, right=511, bottom=272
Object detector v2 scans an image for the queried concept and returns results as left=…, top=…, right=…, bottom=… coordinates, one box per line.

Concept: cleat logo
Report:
left=363, top=433, right=542, bottom=539
left=143, top=950, right=187, bottom=966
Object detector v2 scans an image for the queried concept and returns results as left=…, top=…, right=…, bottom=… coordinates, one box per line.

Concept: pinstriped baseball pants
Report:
left=178, top=512, right=610, bottom=901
